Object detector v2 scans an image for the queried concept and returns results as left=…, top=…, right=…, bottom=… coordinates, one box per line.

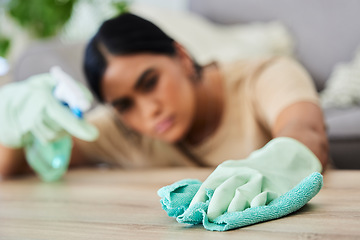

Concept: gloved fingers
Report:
left=0, top=125, right=23, bottom=148
left=250, top=191, right=279, bottom=208
left=0, top=74, right=61, bottom=148
left=45, top=98, right=98, bottom=141
left=31, top=127, right=50, bottom=144
left=189, top=174, right=233, bottom=206
left=206, top=173, right=252, bottom=221
left=31, top=115, right=64, bottom=144
left=0, top=100, right=23, bottom=147
left=175, top=172, right=324, bottom=231
left=189, top=166, right=260, bottom=209
left=0, top=82, right=39, bottom=147
left=41, top=113, right=64, bottom=133
left=26, top=73, right=56, bottom=89
left=227, top=173, right=263, bottom=212
left=227, top=191, right=249, bottom=213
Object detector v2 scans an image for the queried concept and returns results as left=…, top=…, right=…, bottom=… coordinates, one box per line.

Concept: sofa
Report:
left=11, top=1, right=360, bottom=168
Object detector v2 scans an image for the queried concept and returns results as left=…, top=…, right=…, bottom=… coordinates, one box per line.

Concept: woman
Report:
left=0, top=13, right=328, bottom=177
left=76, top=13, right=328, bottom=168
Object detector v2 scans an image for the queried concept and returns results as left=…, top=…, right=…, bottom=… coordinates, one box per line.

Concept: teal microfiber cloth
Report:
left=158, top=138, right=324, bottom=231
left=159, top=179, right=203, bottom=218
left=158, top=172, right=323, bottom=231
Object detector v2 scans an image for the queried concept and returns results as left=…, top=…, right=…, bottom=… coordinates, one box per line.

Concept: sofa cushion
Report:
left=324, top=107, right=360, bottom=168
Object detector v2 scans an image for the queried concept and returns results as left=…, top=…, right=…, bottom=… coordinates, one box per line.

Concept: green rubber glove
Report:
left=0, top=72, right=98, bottom=148
left=189, top=137, right=322, bottom=221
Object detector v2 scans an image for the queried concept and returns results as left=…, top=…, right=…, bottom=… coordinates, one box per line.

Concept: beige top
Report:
left=76, top=56, right=319, bottom=168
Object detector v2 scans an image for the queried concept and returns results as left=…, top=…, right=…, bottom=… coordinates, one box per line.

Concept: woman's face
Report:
left=101, top=48, right=197, bottom=143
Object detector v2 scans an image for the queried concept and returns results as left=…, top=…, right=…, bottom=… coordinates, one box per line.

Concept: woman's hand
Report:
left=0, top=71, right=98, bottom=178
left=0, top=72, right=98, bottom=148
left=184, top=138, right=322, bottom=221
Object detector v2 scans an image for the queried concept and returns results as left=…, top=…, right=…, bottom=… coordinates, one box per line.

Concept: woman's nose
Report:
left=138, top=97, right=161, bottom=119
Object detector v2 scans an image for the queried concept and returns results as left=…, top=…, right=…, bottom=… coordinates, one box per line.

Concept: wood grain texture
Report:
left=0, top=168, right=359, bottom=239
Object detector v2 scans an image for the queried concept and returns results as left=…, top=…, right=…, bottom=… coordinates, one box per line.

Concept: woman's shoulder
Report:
left=220, top=55, right=295, bottom=75
left=85, top=105, right=112, bottom=119
left=218, top=55, right=297, bottom=86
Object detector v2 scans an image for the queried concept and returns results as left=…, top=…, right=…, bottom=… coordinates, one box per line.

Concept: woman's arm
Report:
left=0, top=144, right=29, bottom=178
left=272, top=101, right=329, bottom=169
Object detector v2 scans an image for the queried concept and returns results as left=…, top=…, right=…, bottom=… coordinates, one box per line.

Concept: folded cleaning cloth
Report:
left=158, top=172, right=323, bottom=231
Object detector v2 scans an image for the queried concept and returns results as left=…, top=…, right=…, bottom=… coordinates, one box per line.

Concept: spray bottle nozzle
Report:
left=50, top=66, right=91, bottom=118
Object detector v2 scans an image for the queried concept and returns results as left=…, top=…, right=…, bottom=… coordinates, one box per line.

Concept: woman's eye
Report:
left=143, top=75, right=158, bottom=92
left=115, top=99, right=133, bottom=113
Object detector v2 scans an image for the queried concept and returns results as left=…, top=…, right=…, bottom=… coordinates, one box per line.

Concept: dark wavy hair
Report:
left=83, top=13, right=201, bottom=102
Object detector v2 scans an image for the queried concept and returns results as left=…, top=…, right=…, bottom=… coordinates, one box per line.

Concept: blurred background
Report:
left=1, top=0, right=360, bottom=169
left=0, top=0, right=189, bottom=85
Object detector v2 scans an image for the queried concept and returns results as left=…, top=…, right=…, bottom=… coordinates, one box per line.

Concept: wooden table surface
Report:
left=0, top=167, right=359, bottom=240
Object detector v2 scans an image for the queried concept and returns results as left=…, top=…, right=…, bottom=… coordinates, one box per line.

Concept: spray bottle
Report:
left=24, top=66, right=92, bottom=182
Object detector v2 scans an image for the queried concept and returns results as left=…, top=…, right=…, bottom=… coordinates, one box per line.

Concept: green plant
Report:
left=112, top=0, right=131, bottom=15
left=0, top=37, right=10, bottom=58
left=0, top=0, right=130, bottom=58
left=7, top=0, right=78, bottom=38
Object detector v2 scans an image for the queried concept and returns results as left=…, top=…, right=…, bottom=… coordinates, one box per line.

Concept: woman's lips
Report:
left=155, top=116, right=174, bottom=134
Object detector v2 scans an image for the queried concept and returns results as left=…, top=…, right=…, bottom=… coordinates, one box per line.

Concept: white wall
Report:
left=133, top=0, right=189, bottom=11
